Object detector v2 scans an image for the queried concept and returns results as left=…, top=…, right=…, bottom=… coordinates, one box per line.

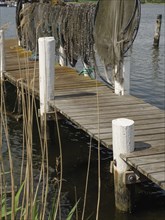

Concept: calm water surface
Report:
left=1, top=4, right=165, bottom=220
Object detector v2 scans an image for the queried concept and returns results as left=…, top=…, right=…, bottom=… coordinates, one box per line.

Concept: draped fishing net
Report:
left=16, top=0, right=141, bottom=85
left=18, top=2, right=96, bottom=67
left=94, top=0, right=141, bottom=82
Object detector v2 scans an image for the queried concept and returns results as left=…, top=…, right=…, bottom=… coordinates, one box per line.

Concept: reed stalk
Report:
left=0, top=25, right=105, bottom=220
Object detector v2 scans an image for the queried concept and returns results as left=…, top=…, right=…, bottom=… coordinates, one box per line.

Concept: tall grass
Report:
left=0, top=44, right=66, bottom=219
left=0, top=26, right=102, bottom=220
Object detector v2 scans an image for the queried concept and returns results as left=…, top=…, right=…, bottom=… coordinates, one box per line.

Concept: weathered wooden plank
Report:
left=54, top=100, right=159, bottom=111
left=99, top=137, right=164, bottom=150
left=89, top=123, right=165, bottom=135
left=53, top=108, right=163, bottom=119
left=61, top=113, right=164, bottom=126
left=148, top=172, right=165, bottom=184
left=121, top=145, right=165, bottom=158
left=76, top=116, right=164, bottom=126
left=123, top=154, right=165, bottom=167
left=101, top=133, right=165, bottom=142
left=138, top=162, right=165, bottom=175
left=103, top=138, right=164, bottom=149
left=78, top=121, right=165, bottom=133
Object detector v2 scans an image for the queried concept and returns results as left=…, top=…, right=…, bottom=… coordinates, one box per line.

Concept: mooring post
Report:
left=112, top=118, right=135, bottom=212
left=38, top=37, right=55, bottom=138
left=153, top=14, right=162, bottom=47
left=114, top=54, right=131, bottom=96
left=59, top=45, right=67, bottom=66
left=0, top=30, right=5, bottom=80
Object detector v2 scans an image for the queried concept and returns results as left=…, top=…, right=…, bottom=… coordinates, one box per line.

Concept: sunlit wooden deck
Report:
left=3, top=39, right=165, bottom=190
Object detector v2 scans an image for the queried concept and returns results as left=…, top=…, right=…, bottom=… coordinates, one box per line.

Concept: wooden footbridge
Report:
left=2, top=38, right=165, bottom=211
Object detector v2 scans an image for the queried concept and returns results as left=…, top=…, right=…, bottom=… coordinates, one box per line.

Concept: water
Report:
left=131, top=4, right=165, bottom=110
left=1, top=4, right=165, bottom=220
left=0, top=7, right=17, bottom=38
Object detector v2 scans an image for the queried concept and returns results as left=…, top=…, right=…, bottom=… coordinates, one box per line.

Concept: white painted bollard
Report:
left=59, top=45, right=66, bottom=66
left=38, top=37, right=55, bottom=139
left=114, top=55, right=131, bottom=96
left=0, top=30, right=5, bottom=80
left=112, top=118, right=134, bottom=212
left=38, top=37, right=55, bottom=117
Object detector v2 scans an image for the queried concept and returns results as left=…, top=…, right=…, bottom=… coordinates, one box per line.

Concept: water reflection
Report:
left=151, top=46, right=160, bottom=79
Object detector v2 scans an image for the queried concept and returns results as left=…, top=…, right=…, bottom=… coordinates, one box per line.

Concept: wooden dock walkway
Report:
left=3, top=39, right=165, bottom=190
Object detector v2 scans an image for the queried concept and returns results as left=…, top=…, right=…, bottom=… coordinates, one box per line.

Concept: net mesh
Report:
left=94, top=0, right=141, bottom=81
left=18, top=2, right=96, bottom=67
left=16, top=0, right=141, bottom=83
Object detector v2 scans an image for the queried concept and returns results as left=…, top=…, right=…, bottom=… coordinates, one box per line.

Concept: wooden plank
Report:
left=54, top=96, right=147, bottom=106
left=123, top=154, right=165, bottom=167
left=121, top=145, right=165, bottom=158
left=89, top=123, right=165, bottom=134
left=76, top=118, right=164, bottom=128
left=53, top=106, right=162, bottom=119
left=138, top=162, right=165, bottom=175
left=54, top=101, right=159, bottom=112
left=87, top=125, right=164, bottom=137
left=99, top=137, right=164, bottom=150
left=148, top=172, right=165, bottom=185
left=97, top=123, right=164, bottom=133
left=63, top=114, right=164, bottom=127
left=101, top=133, right=165, bottom=142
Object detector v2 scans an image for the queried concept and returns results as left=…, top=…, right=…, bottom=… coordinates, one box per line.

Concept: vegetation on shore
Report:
left=76, top=0, right=165, bottom=2
left=141, top=0, right=165, bottom=3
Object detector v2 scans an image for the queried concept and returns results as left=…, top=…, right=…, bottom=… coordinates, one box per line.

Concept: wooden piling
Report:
left=153, top=14, right=162, bottom=47
left=114, top=54, right=131, bottom=96
left=38, top=37, right=55, bottom=138
left=112, top=118, right=135, bottom=212
left=59, top=45, right=67, bottom=66
left=0, top=30, right=5, bottom=80
left=17, top=89, right=22, bottom=115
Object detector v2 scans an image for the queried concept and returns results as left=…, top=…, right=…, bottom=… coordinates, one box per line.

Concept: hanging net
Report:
left=16, top=0, right=141, bottom=85
left=94, top=0, right=141, bottom=83
left=17, top=1, right=96, bottom=67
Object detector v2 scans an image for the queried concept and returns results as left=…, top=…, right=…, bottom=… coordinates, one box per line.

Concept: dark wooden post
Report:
left=153, top=14, right=162, bottom=47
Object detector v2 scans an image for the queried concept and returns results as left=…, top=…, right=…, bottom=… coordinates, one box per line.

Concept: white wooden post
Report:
left=38, top=37, right=55, bottom=117
left=59, top=45, right=66, bottom=66
left=112, top=118, right=134, bottom=212
left=0, top=30, right=5, bottom=80
left=114, top=54, right=131, bottom=96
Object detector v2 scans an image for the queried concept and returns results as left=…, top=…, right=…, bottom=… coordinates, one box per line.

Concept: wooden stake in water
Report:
left=0, top=30, right=5, bottom=80
left=112, top=118, right=135, bottom=212
left=153, top=14, right=162, bottom=47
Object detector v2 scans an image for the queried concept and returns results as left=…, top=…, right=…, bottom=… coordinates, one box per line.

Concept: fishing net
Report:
left=94, top=0, right=141, bottom=82
left=18, top=2, right=96, bottom=67
left=16, top=0, right=141, bottom=85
